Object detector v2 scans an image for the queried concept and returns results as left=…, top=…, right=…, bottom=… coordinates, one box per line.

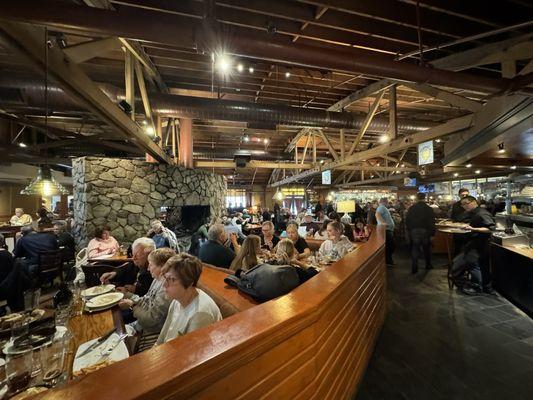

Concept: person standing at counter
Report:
left=460, top=196, right=496, bottom=294
left=406, top=193, right=435, bottom=274
left=450, top=188, right=471, bottom=222
left=375, top=197, right=395, bottom=266
left=10, top=208, right=32, bottom=226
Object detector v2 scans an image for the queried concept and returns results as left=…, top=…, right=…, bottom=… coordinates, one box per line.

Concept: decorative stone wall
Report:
left=72, top=157, right=226, bottom=248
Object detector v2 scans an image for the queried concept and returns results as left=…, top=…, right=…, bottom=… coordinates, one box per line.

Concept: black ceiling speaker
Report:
left=234, top=155, right=252, bottom=168
left=408, top=171, right=421, bottom=179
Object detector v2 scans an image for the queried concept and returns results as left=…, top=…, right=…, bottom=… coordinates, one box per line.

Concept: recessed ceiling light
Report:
left=285, top=71, right=291, bottom=78
left=435, top=139, right=441, bottom=143
left=320, top=159, right=325, bottom=164
left=510, top=165, right=517, bottom=170
left=263, top=138, right=269, bottom=144
left=379, top=135, right=390, bottom=143
left=453, top=173, right=459, bottom=177
left=18, top=143, right=27, bottom=148
left=249, top=67, right=254, bottom=73
left=145, top=126, right=155, bottom=135
left=466, top=163, right=472, bottom=168
left=475, top=170, right=481, bottom=174
left=243, top=136, right=250, bottom=142
left=237, top=63, right=244, bottom=73
left=401, top=163, right=405, bottom=167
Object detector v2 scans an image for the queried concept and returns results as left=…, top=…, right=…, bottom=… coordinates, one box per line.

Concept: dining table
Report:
left=88, top=254, right=133, bottom=265
left=66, top=305, right=126, bottom=379
left=436, top=223, right=470, bottom=288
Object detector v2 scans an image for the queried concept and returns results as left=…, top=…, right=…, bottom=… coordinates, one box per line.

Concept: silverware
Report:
left=95, top=333, right=128, bottom=363
left=77, top=328, right=116, bottom=358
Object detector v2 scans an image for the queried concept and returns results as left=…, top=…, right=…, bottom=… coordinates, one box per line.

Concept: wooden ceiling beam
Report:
left=0, top=22, right=172, bottom=163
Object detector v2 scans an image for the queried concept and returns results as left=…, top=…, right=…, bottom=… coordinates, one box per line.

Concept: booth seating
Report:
left=40, top=227, right=387, bottom=400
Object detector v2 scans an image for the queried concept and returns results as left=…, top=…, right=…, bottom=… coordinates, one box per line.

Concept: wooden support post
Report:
left=312, top=134, right=317, bottom=164
left=389, top=85, right=397, bottom=140
left=124, top=50, right=135, bottom=120
left=340, top=129, right=345, bottom=160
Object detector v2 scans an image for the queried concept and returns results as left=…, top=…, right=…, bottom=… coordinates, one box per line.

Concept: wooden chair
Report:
left=81, top=262, right=129, bottom=287
left=37, top=250, right=64, bottom=286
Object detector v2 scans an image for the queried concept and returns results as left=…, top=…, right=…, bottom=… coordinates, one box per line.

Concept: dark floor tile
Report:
left=491, top=319, right=533, bottom=340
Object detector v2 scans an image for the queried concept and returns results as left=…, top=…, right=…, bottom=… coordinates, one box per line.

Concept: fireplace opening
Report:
left=167, top=205, right=210, bottom=237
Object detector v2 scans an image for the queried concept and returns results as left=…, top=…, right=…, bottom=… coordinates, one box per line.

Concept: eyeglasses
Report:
left=163, top=274, right=180, bottom=285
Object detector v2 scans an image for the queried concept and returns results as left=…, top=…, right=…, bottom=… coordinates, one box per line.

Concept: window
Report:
left=226, top=189, right=247, bottom=209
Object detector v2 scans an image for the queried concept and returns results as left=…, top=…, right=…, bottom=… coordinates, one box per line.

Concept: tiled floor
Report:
left=356, top=250, right=533, bottom=400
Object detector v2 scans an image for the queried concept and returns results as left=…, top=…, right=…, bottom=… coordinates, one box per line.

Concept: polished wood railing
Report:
left=39, top=226, right=387, bottom=399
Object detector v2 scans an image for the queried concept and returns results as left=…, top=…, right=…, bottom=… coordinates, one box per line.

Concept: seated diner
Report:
left=10, top=207, right=33, bottom=226
left=87, top=225, right=120, bottom=259
left=156, top=253, right=222, bottom=344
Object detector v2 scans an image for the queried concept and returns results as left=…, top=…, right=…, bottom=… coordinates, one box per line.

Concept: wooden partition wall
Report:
left=40, top=227, right=387, bottom=399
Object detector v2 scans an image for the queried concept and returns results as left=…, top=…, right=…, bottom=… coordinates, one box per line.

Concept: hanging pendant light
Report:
left=20, top=166, right=69, bottom=196
left=21, top=28, right=69, bottom=197
left=273, top=187, right=285, bottom=201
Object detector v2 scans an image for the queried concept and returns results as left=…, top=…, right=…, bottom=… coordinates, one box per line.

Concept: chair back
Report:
left=76, top=247, right=87, bottom=264
left=81, top=262, right=129, bottom=287
left=37, top=250, right=64, bottom=283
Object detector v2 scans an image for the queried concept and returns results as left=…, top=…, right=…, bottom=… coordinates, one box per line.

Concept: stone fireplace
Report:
left=72, top=157, right=226, bottom=249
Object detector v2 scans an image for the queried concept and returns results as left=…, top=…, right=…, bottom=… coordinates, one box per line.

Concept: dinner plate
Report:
left=3, top=326, right=67, bottom=355
left=85, top=292, right=124, bottom=310
left=73, top=332, right=130, bottom=374
left=81, top=285, right=115, bottom=299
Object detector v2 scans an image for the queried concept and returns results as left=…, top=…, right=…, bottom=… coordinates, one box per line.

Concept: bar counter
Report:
left=37, top=227, right=388, bottom=399
left=492, top=242, right=533, bottom=318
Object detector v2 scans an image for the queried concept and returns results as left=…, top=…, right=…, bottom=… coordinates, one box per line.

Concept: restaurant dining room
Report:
left=0, top=1, right=532, bottom=399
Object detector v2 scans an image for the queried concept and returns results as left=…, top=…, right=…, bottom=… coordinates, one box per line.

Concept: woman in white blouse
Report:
left=156, top=253, right=222, bottom=345
left=318, top=221, right=353, bottom=261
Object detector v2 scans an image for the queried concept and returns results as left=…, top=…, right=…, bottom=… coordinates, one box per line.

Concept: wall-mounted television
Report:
left=418, top=184, right=435, bottom=193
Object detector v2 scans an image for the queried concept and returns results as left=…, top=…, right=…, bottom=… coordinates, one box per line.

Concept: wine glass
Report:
left=6, top=348, right=33, bottom=395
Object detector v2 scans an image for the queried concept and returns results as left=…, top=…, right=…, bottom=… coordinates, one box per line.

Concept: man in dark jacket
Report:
left=13, top=226, right=59, bottom=271
left=199, top=224, right=236, bottom=268
left=406, top=192, right=436, bottom=273
left=460, top=196, right=496, bottom=294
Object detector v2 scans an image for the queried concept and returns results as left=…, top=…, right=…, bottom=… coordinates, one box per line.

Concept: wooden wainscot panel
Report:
left=37, top=227, right=387, bottom=400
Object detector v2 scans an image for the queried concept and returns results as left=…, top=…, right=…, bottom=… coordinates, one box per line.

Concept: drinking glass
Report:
left=6, top=348, right=33, bottom=395
left=55, top=304, right=72, bottom=328
left=23, top=289, right=41, bottom=311
left=41, top=338, right=68, bottom=387
left=10, top=317, right=30, bottom=342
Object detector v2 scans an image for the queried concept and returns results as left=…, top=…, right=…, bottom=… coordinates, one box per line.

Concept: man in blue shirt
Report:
left=376, top=197, right=395, bottom=266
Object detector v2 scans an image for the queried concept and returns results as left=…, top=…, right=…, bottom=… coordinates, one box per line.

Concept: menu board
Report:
left=418, top=140, right=434, bottom=165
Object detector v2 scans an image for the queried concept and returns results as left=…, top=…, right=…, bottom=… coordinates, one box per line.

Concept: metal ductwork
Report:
left=0, top=1, right=528, bottom=95
left=0, top=75, right=435, bottom=131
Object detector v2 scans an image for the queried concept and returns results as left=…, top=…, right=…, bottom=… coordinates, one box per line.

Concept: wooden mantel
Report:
left=39, top=227, right=387, bottom=399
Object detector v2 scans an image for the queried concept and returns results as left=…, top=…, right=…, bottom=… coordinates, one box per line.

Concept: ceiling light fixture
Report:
left=475, top=169, right=481, bottom=174
left=237, top=63, right=244, bottom=73
left=263, top=138, right=269, bottom=144
left=435, top=139, right=441, bottom=143
left=510, top=165, right=517, bottom=170
left=379, top=135, right=389, bottom=143
left=466, top=163, right=472, bottom=168
left=453, top=173, right=459, bottom=177
left=243, top=136, right=250, bottom=142
left=285, top=71, right=291, bottom=78
left=249, top=67, right=254, bottom=73
left=145, top=126, right=155, bottom=135
left=498, top=142, right=505, bottom=153
left=216, top=54, right=232, bottom=74
left=19, top=143, right=27, bottom=148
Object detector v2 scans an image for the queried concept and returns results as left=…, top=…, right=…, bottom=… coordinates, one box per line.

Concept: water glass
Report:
left=6, top=348, right=33, bottom=394
left=55, top=304, right=72, bottom=328
left=23, top=289, right=41, bottom=311
left=41, top=338, right=68, bottom=386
